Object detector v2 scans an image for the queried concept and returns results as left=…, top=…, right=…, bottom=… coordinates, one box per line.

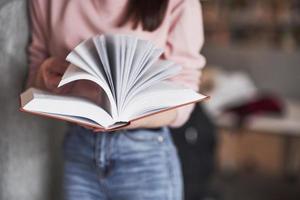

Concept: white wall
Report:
left=0, top=1, right=66, bottom=200
left=203, top=45, right=300, bottom=100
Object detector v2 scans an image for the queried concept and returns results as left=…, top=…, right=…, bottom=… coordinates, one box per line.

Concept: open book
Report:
left=20, top=34, right=208, bottom=130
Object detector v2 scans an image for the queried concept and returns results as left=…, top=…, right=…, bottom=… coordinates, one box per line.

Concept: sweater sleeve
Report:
left=26, top=0, right=49, bottom=87
left=164, top=0, right=206, bottom=128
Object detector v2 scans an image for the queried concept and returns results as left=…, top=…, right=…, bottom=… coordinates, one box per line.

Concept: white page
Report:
left=122, top=36, right=137, bottom=89
left=122, top=48, right=163, bottom=109
left=128, top=42, right=154, bottom=86
left=130, top=48, right=163, bottom=87
left=121, top=61, right=181, bottom=111
left=130, top=46, right=153, bottom=80
left=94, top=35, right=116, bottom=100
left=66, top=39, right=112, bottom=102
left=119, top=36, right=137, bottom=107
left=21, top=88, right=114, bottom=128
left=118, top=36, right=126, bottom=109
left=117, top=38, right=154, bottom=112
left=113, top=35, right=122, bottom=112
left=70, top=38, right=107, bottom=80
left=105, top=35, right=122, bottom=113
left=58, top=65, right=118, bottom=118
left=44, top=113, right=102, bottom=127
left=126, top=40, right=153, bottom=89
left=120, top=82, right=206, bottom=120
left=134, top=61, right=181, bottom=91
left=66, top=51, right=98, bottom=76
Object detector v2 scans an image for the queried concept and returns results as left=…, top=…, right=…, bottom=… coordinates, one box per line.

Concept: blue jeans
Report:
left=63, top=125, right=183, bottom=200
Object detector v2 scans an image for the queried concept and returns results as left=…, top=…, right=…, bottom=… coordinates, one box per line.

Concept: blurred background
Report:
left=177, top=0, right=300, bottom=199
left=0, top=0, right=300, bottom=200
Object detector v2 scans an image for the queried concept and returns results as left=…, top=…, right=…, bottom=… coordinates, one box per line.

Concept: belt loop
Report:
left=100, top=133, right=106, bottom=168
left=95, top=133, right=107, bottom=169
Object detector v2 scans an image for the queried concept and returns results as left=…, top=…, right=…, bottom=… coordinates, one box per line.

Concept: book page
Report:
left=119, top=36, right=126, bottom=110
left=21, top=88, right=115, bottom=128
left=125, top=39, right=153, bottom=89
left=59, top=65, right=118, bottom=118
left=120, top=82, right=206, bottom=120
left=105, top=35, right=122, bottom=112
left=119, top=36, right=137, bottom=107
left=66, top=51, right=98, bottom=77
left=130, top=48, right=163, bottom=87
left=67, top=38, right=108, bottom=84
left=121, top=61, right=181, bottom=111
left=93, top=36, right=116, bottom=99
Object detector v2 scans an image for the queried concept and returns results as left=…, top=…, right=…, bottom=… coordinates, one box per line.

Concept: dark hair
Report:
left=119, top=0, right=169, bottom=32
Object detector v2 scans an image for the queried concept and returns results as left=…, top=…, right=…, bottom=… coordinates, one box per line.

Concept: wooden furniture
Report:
left=215, top=99, right=300, bottom=178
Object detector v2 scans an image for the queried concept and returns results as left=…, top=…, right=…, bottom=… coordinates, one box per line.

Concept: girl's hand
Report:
left=35, top=57, right=71, bottom=93
left=125, top=109, right=177, bottom=129
left=35, top=57, right=105, bottom=130
left=35, top=57, right=102, bottom=101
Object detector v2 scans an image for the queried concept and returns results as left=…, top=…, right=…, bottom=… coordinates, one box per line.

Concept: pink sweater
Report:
left=28, top=0, right=206, bottom=127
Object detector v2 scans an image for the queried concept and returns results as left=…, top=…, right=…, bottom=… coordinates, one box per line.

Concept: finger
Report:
left=44, top=78, right=64, bottom=92
left=45, top=74, right=63, bottom=89
left=53, top=84, right=74, bottom=94
left=42, top=60, right=68, bottom=90
left=44, top=57, right=69, bottom=75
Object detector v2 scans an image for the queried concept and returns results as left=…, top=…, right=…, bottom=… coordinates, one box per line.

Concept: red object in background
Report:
left=225, top=95, right=284, bottom=127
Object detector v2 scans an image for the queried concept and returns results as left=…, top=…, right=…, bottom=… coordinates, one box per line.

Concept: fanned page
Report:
left=20, top=34, right=208, bottom=130
left=119, top=81, right=207, bottom=121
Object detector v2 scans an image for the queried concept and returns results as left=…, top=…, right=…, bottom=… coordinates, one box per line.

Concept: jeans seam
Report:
left=165, top=148, right=174, bottom=200
left=94, top=134, right=101, bottom=169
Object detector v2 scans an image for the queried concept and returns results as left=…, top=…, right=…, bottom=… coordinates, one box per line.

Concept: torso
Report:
left=42, top=0, right=178, bottom=59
